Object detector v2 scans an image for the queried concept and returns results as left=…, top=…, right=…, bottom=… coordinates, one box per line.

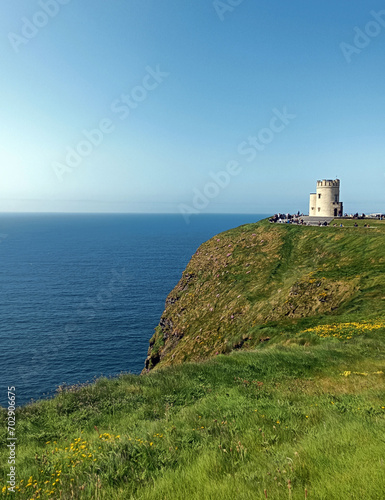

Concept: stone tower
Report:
left=309, top=179, right=343, bottom=217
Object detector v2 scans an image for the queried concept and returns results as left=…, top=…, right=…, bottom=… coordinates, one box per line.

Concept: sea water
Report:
left=0, top=213, right=266, bottom=406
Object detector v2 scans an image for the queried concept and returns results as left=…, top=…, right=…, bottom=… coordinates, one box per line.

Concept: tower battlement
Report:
left=316, top=179, right=340, bottom=188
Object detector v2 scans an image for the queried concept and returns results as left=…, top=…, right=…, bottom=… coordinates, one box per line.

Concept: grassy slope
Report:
left=145, top=218, right=385, bottom=369
left=1, top=219, right=385, bottom=499
left=1, top=337, right=385, bottom=499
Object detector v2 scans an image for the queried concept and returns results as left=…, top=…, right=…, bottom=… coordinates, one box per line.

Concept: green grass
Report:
left=1, top=329, right=385, bottom=499
left=2, top=218, right=385, bottom=499
left=146, top=218, right=385, bottom=369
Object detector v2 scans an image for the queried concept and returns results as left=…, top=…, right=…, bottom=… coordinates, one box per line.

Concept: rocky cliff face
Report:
left=144, top=219, right=385, bottom=371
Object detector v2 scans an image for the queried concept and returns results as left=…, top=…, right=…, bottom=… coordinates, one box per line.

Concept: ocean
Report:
left=0, top=213, right=266, bottom=407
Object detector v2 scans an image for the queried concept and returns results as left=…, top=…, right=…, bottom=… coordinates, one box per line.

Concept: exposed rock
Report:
left=143, top=218, right=385, bottom=371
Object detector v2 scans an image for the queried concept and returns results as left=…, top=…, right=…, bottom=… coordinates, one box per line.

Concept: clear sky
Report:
left=1, top=0, right=384, bottom=214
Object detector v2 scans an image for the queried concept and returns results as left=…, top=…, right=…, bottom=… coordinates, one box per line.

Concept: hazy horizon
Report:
left=1, top=1, right=384, bottom=215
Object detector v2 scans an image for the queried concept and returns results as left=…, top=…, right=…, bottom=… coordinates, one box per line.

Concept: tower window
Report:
left=318, top=207, right=321, bottom=212
left=318, top=194, right=321, bottom=198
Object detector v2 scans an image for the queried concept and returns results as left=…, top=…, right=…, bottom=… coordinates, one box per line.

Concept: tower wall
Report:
left=309, top=193, right=317, bottom=216
left=316, top=179, right=340, bottom=217
left=309, top=179, right=342, bottom=217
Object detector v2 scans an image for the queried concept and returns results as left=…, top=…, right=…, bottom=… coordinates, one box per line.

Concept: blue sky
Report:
left=0, top=0, right=384, bottom=214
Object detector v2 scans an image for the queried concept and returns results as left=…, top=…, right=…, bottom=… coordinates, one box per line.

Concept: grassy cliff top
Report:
left=1, top=218, right=385, bottom=498
left=145, top=217, right=385, bottom=370
left=1, top=326, right=385, bottom=498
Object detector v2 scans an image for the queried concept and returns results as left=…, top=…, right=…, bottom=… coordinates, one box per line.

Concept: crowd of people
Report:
left=269, top=213, right=306, bottom=225
left=269, top=213, right=376, bottom=228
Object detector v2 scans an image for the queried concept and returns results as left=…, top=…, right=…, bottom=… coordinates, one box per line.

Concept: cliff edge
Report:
left=145, top=218, right=385, bottom=371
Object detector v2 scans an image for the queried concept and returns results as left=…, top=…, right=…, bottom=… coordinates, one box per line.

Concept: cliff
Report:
left=145, top=217, right=385, bottom=370
left=3, top=219, right=385, bottom=499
